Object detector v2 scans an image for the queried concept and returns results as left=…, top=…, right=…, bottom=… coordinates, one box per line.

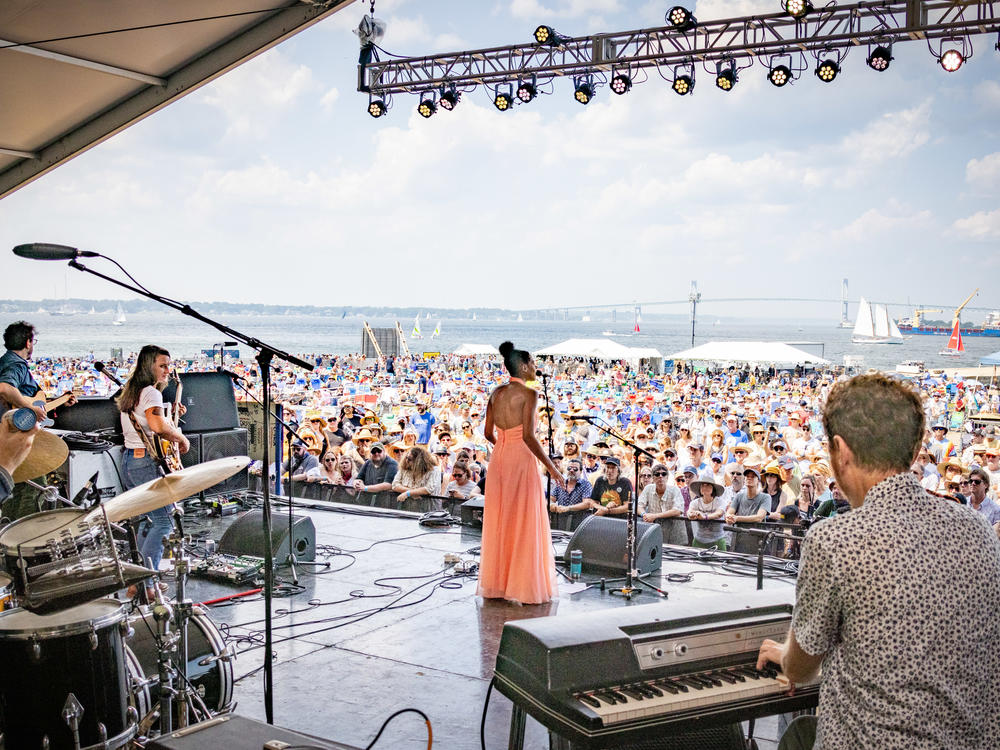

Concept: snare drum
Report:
left=0, top=507, right=100, bottom=579
left=127, top=605, right=234, bottom=725
left=0, top=599, right=136, bottom=750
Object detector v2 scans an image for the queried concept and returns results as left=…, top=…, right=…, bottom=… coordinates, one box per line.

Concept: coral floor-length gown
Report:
left=477, top=424, right=557, bottom=604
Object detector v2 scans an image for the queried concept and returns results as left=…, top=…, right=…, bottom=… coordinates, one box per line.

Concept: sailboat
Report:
left=633, top=308, right=641, bottom=334
left=940, top=319, right=965, bottom=357
left=851, top=297, right=904, bottom=344
left=431, top=320, right=441, bottom=339
left=112, top=303, right=126, bottom=326
left=411, top=314, right=423, bottom=339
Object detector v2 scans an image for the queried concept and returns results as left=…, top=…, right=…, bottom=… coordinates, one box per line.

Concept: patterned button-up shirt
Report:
left=793, top=472, right=1000, bottom=749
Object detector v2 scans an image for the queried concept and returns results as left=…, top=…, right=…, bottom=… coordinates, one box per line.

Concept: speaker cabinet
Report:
left=145, top=714, right=358, bottom=749
left=52, top=396, right=121, bottom=435
left=563, top=515, right=662, bottom=575
left=459, top=495, right=485, bottom=527
left=163, top=372, right=238, bottom=433
left=199, top=429, right=249, bottom=496
left=58, top=446, right=125, bottom=502
left=218, top=509, right=316, bottom=562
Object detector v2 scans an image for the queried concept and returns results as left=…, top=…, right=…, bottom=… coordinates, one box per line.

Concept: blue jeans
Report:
left=122, top=451, right=172, bottom=571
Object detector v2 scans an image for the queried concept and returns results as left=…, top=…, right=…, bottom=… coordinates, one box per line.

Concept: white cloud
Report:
left=966, top=152, right=1000, bottom=189
left=832, top=207, right=933, bottom=242
left=837, top=99, right=931, bottom=164
left=952, top=209, right=1000, bottom=240
left=320, top=87, right=341, bottom=112
left=200, top=50, right=317, bottom=138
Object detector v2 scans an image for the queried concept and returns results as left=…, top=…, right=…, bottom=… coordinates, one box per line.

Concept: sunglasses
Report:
left=323, top=458, right=336, bottom=463
left=969, top=478, right=984, bottom=485
left=774, top=447, right=786, bottom=452
left=652, top=471, right=668, bottom=477
left=639, top=474, right=652, bottom=479
left=370, top=448, right=383, bottom=454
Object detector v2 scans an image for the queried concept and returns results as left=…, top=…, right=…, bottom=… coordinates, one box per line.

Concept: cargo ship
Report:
left=896, top=310, right=1000, bottom=337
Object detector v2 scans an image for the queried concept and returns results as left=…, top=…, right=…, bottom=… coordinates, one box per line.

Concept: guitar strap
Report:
left=127, top=411, right=170, bottom=473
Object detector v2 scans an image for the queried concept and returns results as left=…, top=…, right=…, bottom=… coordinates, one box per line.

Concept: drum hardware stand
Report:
left=64, top=247, right=315, bottom=724
left=24, top=478, right=76, bottom=511
left=152, top=590, right=177, bottom=735
left=168, top=510, right=194, bottom=730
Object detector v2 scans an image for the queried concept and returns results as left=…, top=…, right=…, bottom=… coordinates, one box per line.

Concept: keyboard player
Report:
left=756, top=374, right=1000, bottom=750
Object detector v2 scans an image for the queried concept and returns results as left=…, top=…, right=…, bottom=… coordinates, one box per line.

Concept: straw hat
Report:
left=352, top=427, right=377, bottom=444
left=937, top=457, right=965, bottom=476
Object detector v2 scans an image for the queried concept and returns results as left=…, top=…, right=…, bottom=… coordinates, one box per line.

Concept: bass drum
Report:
left=127, top=605, right=234, bottom=725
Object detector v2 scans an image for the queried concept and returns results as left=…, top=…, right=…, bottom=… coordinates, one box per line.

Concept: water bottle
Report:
left=570, top=549, right=582, bottom=580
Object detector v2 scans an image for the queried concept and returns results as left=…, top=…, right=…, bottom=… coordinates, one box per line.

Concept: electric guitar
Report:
left=153, top=371, right=184, bottom=473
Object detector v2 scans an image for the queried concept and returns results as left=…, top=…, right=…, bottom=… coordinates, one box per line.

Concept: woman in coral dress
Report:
left=477, top=342, right=565, bottom=604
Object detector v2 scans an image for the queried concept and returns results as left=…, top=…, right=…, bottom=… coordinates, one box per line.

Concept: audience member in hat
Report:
left=638, top=462, right=686, bottom=545
left=352, top=441, right=398, bottom=494
left=686, top=442, right=708, bottom=473
left=549, top=458, right=594, bottom=531
left=408, top=402, right=436, bottom=446
left=724, top=468, right=769, bottom=554
left=687, top=473, right=727, bottom=550
left=286, top=440, right=320, bottom=481
left=590, top=456, right=633, bottom=516
left=392, top=446, right=442, bottom=508
left=927, top=423, right=955, bottom=463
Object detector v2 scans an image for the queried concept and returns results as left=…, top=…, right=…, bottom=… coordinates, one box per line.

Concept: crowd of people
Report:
left=13, top=343, right=1000, bottom=547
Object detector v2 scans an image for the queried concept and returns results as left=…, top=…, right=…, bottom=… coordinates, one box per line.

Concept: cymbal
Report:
left=95, top=456, right=251, bottom=523
left=12, top=429, right=69, bottom=483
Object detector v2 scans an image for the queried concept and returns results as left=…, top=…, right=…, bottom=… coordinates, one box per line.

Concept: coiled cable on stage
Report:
left=363, top=707, right=432, bottom=750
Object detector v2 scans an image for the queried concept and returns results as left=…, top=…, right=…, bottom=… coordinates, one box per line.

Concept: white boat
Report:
left=895, top=360, right=925, bottom=375
left=88, top=307, right=96, bottom=315
left=517, top=313, right=524, bottom=322
left=411, top=314, right=422, bottom=339
left=112, top=303, right=126, bottom=326
left=581, top=315, right=591, bottom=322
left=851, top=297, right=904, bottom=344
left=940, top=319, right=965, bottom=357
left=431, top=320, right=441, bottom=339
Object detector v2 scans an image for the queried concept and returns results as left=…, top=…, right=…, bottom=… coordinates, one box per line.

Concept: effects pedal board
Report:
left=191, top=553, right=265, bottom=584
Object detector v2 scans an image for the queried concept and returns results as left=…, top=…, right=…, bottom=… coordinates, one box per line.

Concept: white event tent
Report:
left=453, top=343, right=500, bottom=356
left=667, top=341, right=830, bottom=367
left=535, top=338, right=665, bottom=372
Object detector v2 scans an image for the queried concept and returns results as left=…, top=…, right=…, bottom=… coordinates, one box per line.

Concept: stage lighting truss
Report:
left=494, top=84, right=515, bottom=111
left=814, top=49, right=844, bottom=82
left=574, top=74, right=596, bottom=104
left=610, top=69, right=633, bottom=95
left=439, top=84, right=461, bottom=111
left=932, top=35, right=971, bottom=72
left=671, top=64, right=695, bottom=95
left=866, top=42, right=893, bottom=71
left=516, top=75, right=538, bottom=103
left=417, top=93, right=437, bottom=118
left=666, top=6, right=697, bottom=32
left=359, top=2, right=1000, bottom=117
left=783, top=0, right=814, bottom=19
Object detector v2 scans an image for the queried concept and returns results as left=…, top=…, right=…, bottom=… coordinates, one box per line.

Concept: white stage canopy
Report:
left=536, top=338, right=641, bottom=359
left=453, top=343, right=499, bottom=355
left=667, top=341, right=830, bottom=366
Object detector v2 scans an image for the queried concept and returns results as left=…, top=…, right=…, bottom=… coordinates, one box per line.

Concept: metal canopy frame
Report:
left=360, top=1, right=1000, bottom=96
left=0, top=0, right=357, bottom=200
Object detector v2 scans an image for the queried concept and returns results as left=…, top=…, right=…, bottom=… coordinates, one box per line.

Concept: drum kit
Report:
left=0, top=430, right=249, bottom=750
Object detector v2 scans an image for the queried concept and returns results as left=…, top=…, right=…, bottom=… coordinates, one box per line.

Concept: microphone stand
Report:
left=567, top=415, right=663, bottom=600
left=224, top=373, right=330, bottom=584
left=537, top=370, right=556, bottom=509
left=64, top=254, right=313, bottom=726
left=722, top=524, right=802, bottom=590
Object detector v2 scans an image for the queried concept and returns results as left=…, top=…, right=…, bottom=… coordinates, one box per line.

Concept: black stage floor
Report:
left=174, top=498, right=798, bottom=750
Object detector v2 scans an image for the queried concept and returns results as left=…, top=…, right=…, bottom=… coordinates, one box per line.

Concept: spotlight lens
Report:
left=494, top=93, right=512, bottom=111
left=534, top=25, right=551, bottom=44
left=368, top=100, right=385, bottom=118
left=669, top=7, right=690, bottom=27
left=867, top=46, right=892, bottom=71
left=940, top=49, right=964, bottom=72
left=672, top=75, right=693, bottom=95
left=611, top=74, right=632, bottom=95
left=516, top=83, right=537, bottom=103
left=439, top=92, right=459, bottom=111
left=816, top=59, right=839, bottom=82
left=574, top=83, right=594, bottom=104
left=417, top=99, right=436, bottom=118
left=768, top=65, right=791, bottom=87
left=716, top=71, right=734, bottom=91
left=784, top=0, right=811, bottom=18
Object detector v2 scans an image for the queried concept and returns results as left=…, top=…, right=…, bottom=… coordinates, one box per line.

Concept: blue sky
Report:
left=1, top=0, right=998, bottom=321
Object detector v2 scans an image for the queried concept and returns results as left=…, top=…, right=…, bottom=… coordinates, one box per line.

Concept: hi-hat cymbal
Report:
left=12, top=430, right=69, bottom=483
left=96, top=456, right=251, bottom=523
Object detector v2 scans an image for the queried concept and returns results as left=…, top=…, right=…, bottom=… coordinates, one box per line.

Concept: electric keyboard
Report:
left=493, top=590, right=820, bottom=748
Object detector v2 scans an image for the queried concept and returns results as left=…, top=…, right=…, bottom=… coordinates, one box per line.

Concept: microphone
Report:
left=12, top=243, right=99, bottom=261
left=565, top=415, right=593, bottom=422
left=216, top=368, right=245, bottom=381
left=94, top=361, right=124, bottom=387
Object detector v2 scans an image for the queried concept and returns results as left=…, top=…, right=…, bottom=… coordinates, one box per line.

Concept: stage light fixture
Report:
left=417, top=94, right=437, bottom=118
left=867, top=45, right=892, bottom=71
left=534, top=25, right=568, bottom=46
left=368, top=97, right=387, bottom=118
left=610, top=73, right=632, bottom=95
left=439, top=85, right=460, bottom=111
left=516, top=77, right=537, bottom=103
left=494, top=85, right=514, bottom=111
left=815, top=58, right=840, bottom=82
left=667, top=6, right=697, bottom=32
left=783, top=0, right=813, bottom=19
left=715, top=61, right=737, bottom=91
left=768, top=64, right=792, bottom=87
left=574, top=76, right=595, bottom=105
left=939, top=48, right=964, bottom=72
left=672, top=74, right=694, bottom=95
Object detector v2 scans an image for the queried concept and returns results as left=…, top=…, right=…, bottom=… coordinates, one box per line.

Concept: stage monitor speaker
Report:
left=52, top=396, right=121, bottom=435
left=163, top=372, right=238, bottom=433
left=563, top=515, right=662, bottom=576
left=57, top=445, right=125, bottom=502
left=199, top=428, right=249, bottom=496
left=146, top=714, right=358, bottom=749
left=218, top=509, right=316, bottom=562
left=460, top=495, right=485, bottom=527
